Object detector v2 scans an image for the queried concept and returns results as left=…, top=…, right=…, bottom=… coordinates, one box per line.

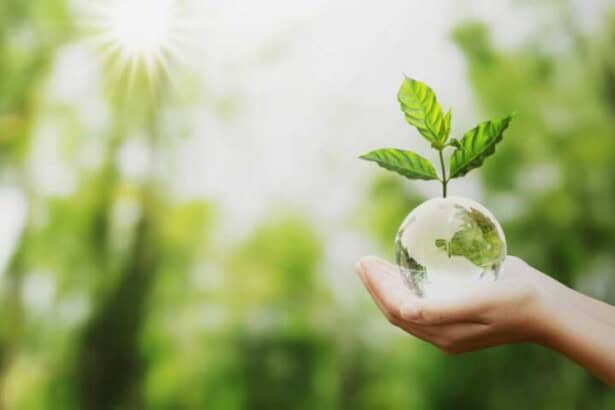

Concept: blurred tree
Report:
left=70, top=74, right=200, bottom=408
left=1, top=1, right=614, bottom=409
left=0, top=1, right=70, bottom=408
left=357, top=174, right=423, bottom=258
left=227, top=216, right=332, bottom=409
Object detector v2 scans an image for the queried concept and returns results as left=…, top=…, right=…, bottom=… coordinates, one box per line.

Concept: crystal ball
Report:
left=395, top=196, right=506, bottom=299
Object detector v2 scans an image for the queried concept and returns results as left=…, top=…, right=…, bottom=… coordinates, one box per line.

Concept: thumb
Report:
left=356, top=256, right=417, bottom=323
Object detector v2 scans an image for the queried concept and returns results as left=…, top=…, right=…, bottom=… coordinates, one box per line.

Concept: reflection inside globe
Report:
left=395, top=196, right=506, bottom=299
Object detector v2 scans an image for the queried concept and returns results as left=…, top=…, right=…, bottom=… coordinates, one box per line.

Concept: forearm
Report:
left=523, top=262, right=615, bottom=383
left=539, top=297, right=615, bottom=385
left=564, top=287, right=615, bottom=328
left=539, top=271, right=615, bottom=328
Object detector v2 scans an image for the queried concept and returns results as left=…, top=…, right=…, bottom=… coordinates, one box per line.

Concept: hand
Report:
left=354, top=255, right=555, bottom=354
left=355, top=255, right=615, bottom=385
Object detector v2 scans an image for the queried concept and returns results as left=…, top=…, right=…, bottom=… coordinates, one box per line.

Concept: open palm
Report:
left=355, top=255, right=558, bottom=354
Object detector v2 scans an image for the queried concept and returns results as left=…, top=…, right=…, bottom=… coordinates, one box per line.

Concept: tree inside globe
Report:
left=360, top=77, right=514, bottom=298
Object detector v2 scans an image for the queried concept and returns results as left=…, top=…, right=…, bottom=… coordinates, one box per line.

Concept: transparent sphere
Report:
left=395, top=196, right=506, bottom=299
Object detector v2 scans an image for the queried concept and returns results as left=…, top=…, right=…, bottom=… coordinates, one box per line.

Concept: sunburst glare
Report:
left=84, top=0, right=191, bottom=86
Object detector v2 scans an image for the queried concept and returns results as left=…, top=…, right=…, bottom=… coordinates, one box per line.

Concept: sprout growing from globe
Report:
left=360, top=77, right=513, bottom=299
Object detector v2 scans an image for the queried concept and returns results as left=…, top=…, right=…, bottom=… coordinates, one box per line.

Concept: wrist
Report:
left=525, top=282, right=565, bottom=346
left=530, top=285, right=576, bottom=349
left=514, top=260, right=575, bottom=346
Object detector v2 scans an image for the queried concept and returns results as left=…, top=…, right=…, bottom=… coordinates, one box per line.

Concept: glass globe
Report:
left=395, top=196, right=506, bottom=299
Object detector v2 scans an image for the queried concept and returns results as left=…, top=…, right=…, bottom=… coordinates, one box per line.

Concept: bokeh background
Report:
left=1, top=0, right=615, bottom=408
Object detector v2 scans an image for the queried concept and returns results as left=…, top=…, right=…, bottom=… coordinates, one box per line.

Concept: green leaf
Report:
left=360, top=148, right=439, bottom=181
left=398, top=77, right=449, bottom=146
left=449, top=115, right=513, bottom=178
left=446, top=138, right=462, bottom=149
left=443, top=109, right=452, bottom=139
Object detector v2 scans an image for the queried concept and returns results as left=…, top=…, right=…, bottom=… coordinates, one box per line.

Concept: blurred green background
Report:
left=0, top=0, right=614, bottom=408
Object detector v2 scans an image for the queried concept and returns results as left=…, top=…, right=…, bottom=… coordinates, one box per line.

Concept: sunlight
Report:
left=87, top=0, right=188, bottom=85
left=107, top=0, right=174, bottom=57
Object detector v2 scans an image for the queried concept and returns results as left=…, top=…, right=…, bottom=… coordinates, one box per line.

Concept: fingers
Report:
left=399, top=279, right=531, bottom=326
left=355, top=256, right=493, bottom=326
left=400, top=286, right=496, bottom=325
left=354, top=259, right=393, bottom=320
left=355, top=256, right=417, bottom=326
left=414, top=322, right=490, bottom=354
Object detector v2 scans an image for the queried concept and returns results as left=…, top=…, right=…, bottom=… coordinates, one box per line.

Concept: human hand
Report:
left=354, top=255, right=557, bottom=354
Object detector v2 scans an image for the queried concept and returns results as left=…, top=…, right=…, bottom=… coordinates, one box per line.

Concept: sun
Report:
left=106, top=0, right=175, bottom=57
left=85, top=0, right=190, bottom=85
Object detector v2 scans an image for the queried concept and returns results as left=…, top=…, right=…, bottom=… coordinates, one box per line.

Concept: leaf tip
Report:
left=358, top=151, right=375, bottom=161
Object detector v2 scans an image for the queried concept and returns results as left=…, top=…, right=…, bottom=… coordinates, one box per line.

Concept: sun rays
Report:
left=82, top=0, right=193, bottom=88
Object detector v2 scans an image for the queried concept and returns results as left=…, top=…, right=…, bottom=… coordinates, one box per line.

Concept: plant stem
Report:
left=438, top=149, right=447, bottom=198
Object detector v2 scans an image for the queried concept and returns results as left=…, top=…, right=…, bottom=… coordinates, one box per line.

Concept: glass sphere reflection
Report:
left=395, top=196, right=506, bottom=299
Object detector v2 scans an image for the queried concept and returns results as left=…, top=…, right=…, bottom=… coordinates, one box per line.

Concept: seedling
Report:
left=360, top=77, right=513, bottom=197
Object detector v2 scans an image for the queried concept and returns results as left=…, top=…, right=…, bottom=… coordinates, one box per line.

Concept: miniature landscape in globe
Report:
left=395, top=197, right=506, bottom=298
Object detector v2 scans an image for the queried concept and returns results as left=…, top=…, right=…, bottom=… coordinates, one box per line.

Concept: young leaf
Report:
left=398, top=77, right=449, bottom=146
left=443, top=109, right=452, bottom=140
left=446, top=138, right=462, bottom=149
left=449, top=115, right=513, bottom=178
left=360, top=148, right=439, bottom=181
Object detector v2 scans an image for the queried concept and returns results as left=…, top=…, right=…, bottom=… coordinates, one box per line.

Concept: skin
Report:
left=355, top=255, right=615, bottom=386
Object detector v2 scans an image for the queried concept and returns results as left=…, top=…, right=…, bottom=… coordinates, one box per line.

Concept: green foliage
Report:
left=398, top=77, right=450, bottom=146
left=360, top=148, right=439, bottom=180
left=446, top=138, right=462, bottom=149
left=361, top=77, right=514, bottom=197
left=449, top=115, right=513, bottom=178
left=227, top=214, right=325, bottom=314
left=1, top=2, right=615, bottom=409
left=357, top=174, right=423, bottom=251
left=442, top=109, right=452, bottom=142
